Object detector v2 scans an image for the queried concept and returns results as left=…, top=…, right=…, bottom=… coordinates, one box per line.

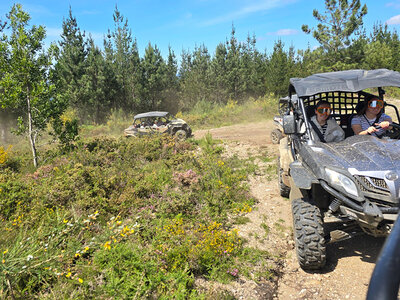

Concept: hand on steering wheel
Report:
left=384, top=123, right=400, bottom=139
left=377, top=121, right=390, bottom=129
left=367, top=126, right=379, bottom=134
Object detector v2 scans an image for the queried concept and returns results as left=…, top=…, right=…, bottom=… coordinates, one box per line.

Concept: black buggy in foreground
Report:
left=278, top=69, right=400, bottom=270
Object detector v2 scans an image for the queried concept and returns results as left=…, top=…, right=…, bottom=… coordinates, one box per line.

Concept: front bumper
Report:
left=320, top=181, right=398, bottom=234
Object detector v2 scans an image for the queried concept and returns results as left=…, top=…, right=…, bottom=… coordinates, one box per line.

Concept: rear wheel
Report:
left=292, top=198, right=326, bottom=270
left=271, top=129, right=283, bottom=144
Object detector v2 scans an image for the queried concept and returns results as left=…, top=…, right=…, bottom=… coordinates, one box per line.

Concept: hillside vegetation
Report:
left=0, top=128, right=280, bottom=298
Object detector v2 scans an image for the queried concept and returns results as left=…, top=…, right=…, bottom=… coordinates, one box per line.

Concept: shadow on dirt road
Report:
left=323, top=234, right=385, bottom=273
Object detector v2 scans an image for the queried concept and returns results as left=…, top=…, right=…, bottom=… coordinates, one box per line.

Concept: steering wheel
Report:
left=381, top=123, right=400, bottom=139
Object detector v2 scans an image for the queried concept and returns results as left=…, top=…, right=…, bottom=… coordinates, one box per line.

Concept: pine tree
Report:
left=53, top=7, right=87, bottom=120
left=104, top=6, right=141, bottom=112
left=225, top=25, right=242, bottom=100
left=162, top=46, right=179, bottom=112
left=211, top=43, right=229, bottom=103
left=179, top=45, right=212, bottom=110
left=141, top=43, right=166, bottom=110
left=302, top=0, right=368, bottom=70
left=265, top=40, right=291, bottom=96
left=81, top=37, right=116, bottom=123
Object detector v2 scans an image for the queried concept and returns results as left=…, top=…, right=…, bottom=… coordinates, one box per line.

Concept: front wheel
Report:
left=277, top=158, right=290, bottom=198
left=174, top=129, right=187, bottom=140
left=271, top=129, right=283, bottom=144
left=292, top=198, right=326, bottom=270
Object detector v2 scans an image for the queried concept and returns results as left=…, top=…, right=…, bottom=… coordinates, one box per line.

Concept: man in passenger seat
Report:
left=309, top=100, right=345, bottom=143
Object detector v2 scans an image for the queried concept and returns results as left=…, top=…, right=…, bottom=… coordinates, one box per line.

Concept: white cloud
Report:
left=265, top=28, right=299, bottom=36
left=275, top=29, right=299, bottom=36
left=386, top=1, right=400, bottom=9
left=200, top=0, right=296, bottom=27
left=386, top=14, right=400, bottom=25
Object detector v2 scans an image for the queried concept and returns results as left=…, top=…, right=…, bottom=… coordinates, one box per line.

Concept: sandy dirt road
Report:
left=194, top=121, right=386, bottom=300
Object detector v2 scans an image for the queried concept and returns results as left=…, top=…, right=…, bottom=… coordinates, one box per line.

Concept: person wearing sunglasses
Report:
left=309, top=100, right=345, bottom=143
left=351, top=97, right=392, bottom=137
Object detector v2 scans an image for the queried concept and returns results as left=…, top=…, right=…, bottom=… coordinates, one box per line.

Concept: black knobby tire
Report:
left=271, top=129, right=283, bottom=144
left=277, top=158, right=290, bottom=198
left=292, top=198, right=326, bottom=270
left=174, top=129, right=187, bottom=140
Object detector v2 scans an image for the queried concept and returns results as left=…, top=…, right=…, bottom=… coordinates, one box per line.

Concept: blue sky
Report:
left=1, top=0, right=400, bottom=58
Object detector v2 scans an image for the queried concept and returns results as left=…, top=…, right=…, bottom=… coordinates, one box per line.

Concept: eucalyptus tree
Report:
left=0, top=4, right=66, bottom=167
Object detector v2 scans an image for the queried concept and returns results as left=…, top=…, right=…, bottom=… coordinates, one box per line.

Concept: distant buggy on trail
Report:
left=270, top=96, right=289, bottom=144
left=278, top=69, right=400, bottom=270
left=124, top=111, right=192, bottom=140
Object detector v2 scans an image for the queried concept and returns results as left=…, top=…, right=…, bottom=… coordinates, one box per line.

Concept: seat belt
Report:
left=309, top=121, right=326, bottom=143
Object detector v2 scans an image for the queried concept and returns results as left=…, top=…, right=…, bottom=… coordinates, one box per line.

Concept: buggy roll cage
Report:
left=285, top=69, right=400, bottom=143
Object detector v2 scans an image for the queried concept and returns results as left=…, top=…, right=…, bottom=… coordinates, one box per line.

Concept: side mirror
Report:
left=283, top=115, right=297, bottom=134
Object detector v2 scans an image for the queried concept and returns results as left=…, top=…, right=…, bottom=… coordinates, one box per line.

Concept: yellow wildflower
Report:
left=104, top=241, right=111, bottom=250
left=2, top=259, right=4, bottom=264
left=65, top=272, right=72, bottom=278
left=84, top=247, right=89, bottom=252
left=3, top=249, right=8, bottom=255
left=78, top=278, right=83, bottom=284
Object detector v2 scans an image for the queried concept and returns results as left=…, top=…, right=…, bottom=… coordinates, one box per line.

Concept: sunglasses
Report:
left=368, top=99, right=384, bottom=109
left=316, top=107, right=331, bottom=115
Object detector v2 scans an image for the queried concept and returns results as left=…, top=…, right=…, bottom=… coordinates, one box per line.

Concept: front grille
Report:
left=354, top=175, right=391, bottom=197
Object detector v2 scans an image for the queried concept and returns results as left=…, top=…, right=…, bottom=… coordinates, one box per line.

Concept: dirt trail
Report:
left=194, top=121, right=385, bottom=300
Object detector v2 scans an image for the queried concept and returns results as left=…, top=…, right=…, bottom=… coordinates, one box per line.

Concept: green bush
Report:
left=0, top=133, right=276, bottom=298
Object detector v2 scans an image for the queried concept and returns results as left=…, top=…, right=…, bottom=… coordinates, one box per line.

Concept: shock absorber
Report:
left=329, top=198, right=342, bottom=213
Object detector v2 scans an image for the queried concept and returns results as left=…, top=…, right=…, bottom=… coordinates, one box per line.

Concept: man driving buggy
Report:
left=309, top=100, right=345, bottom=143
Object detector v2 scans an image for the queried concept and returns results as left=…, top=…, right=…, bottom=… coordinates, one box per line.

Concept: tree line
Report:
left=1, top=0, right=400, bottom=166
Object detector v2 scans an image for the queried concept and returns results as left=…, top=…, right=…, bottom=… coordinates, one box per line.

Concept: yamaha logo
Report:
left=385, top=172, right=398, bottom=181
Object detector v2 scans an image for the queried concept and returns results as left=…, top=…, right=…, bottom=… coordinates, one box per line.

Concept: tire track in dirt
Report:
left=194, top=121, right=385, bottom=300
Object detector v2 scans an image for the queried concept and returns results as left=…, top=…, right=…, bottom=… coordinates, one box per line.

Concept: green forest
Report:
left=0, top=1, right=400, bottom=297
left=1, top=2, right=399, bottom=121
left=1, top=1, right=400, bottom=160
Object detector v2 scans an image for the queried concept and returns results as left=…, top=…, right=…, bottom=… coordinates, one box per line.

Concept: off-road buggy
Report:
left=278, top=69, right=400, bottom=270
left=124, top=111, right=192, bottom=140
left=270, top=97, right=289, bottom=144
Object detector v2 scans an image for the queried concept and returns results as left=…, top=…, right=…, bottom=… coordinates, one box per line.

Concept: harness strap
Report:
left=310, top=121, right=326, bottom=143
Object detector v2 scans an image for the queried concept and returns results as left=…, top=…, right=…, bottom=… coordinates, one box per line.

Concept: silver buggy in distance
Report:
left=124, top=111, right=192, bottom=140
left=270, top=96, right=289, bottom=144
left=278, top=69, right=400, bottom=270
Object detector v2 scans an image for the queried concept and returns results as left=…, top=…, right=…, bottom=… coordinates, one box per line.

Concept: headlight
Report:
left=325, top=168, right=358, bottom=197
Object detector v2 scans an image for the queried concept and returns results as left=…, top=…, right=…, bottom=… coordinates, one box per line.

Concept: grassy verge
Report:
left=0, top=133, right=278, bottom=298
